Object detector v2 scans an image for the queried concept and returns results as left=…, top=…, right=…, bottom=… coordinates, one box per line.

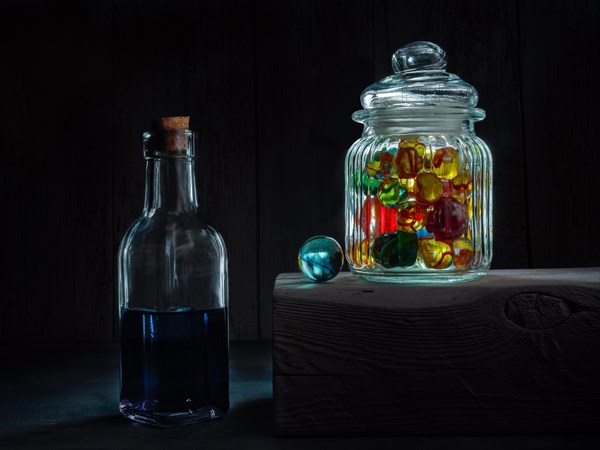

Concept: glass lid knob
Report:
left=392, top=41, right=447, bottom=73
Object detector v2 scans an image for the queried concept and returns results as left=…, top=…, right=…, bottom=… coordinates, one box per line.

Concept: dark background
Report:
left=0, top=0, right=598, bottom=342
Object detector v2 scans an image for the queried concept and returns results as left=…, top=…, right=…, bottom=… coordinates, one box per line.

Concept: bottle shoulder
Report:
left=118, top=212, right=226, bottom=256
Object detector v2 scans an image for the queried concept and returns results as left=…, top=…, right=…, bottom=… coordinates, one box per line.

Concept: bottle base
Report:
left=120, top=401, right=225, bottom=428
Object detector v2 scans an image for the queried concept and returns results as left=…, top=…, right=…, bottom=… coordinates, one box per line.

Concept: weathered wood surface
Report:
left=273, top=269, right=600, bottom=436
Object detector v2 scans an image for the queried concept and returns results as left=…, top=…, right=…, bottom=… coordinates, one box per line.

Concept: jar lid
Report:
left=353, top=41, right=485, bottom=123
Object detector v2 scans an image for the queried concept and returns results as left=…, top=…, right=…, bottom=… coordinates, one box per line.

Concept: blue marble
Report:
left=298, top=236, right=344, bottom=282
left=416, top=227, right=434, bottom=239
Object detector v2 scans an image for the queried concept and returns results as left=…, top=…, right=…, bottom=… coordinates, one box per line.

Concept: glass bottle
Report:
left=345, top=42, right=493, bottom=283
left=118, top=117, right=229, bottom=427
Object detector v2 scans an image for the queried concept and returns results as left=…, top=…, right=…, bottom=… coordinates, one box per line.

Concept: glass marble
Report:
left=366, top=150, right=394, bottom=180
left=403, top=177, right=416, bottom=193
left=359, top=197, right=377, bottom=236
left=352, top=238, right=374, bottom=269
left=452, top=238, right=475, bottom=270
left=452, top=170, right=472, bottom=201
left=372, top=232, right=418, bottom=268
left=356, top=172, right=381, bottom=195
left=418, top=239, right=453, bottom=269
left=433, top=197, right=469, bottom=240
left=393, top=139, right=424, bottom=178
left=425, top=210, right=436, bottom=233
left=441, top=179, right=452, bottom=198
left=397, top=202, right=428, bottom=233
left=377, top=179, right=408, bottom=207
left=432, top=146, right=460, bottom=180
left=466, top=198, right=474, bottom=240
left=416, top=227, right=434, bottom=239
left=371, top=233, right=397, bottom=268
left=415, top=172, right=444, bottom=204
left=360, top=196, right=398, bottom=239
left=396, top=232, right=419, bottom=266
left=298, top=236, right=344, bottom=282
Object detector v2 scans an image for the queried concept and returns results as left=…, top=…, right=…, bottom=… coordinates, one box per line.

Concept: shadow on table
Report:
left=2, top=406, right=600, bottom=450
left=0, top=398, right=275, bottom=448
left=0, top=415, right=125, bottom=448
left=225, top=398, right=274, bottom=435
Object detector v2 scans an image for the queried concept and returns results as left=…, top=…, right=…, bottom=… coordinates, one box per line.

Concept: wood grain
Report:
left=255, top=0, right=373, bottom=338
left=0, top=1, right=115, bottom=341
left=112, top=0, right=259, bottom=339
left=273, top=269, right=600, bottom=435
left=275, top=372, right=600, bottom=436
left=518, top=0, right=600, bottom=268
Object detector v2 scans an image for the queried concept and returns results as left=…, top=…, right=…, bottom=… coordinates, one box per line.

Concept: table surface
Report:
left=0, top=341, right=598, bottom=450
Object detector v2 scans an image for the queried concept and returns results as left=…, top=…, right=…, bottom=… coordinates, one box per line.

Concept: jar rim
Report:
left=352, top=106, right=486, bottom=124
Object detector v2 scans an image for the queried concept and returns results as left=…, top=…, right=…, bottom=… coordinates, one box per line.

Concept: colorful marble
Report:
left=360, top=172, right=381, bottom=195
left=425, top=209, right=436, bottom=233
left=393, top=139, right=424, bottom=178
left=298, top=236, right=344, bottom=282
left=396, top=231, right=419, bottom=267
left=360, top=196, right=398, bottom=239
left=432, top=146, right=460, bottom=180
left=352, top=238, right=374, bottom=268
left=371, top=233, right=396, bottom=268
left=366, top=150, right=394, bottom=180
left=377, top=179, right=408, bottom=207
left=397, top=202, right=428, bottom=233
left=442, top=179, right=452, bottom=198
left=452, top=238, right=475, bottom=270
left=416, top=226, right=434, bottom=239
left=418, top=239, right=453, bottom=269
left=433, top=197, right=469, bottom=240
left=403, top=177, right=416, bottom=193
left=452, top=170, right=472, bottom=201
left=415, top=172, right=444, bottom=204
left=371, top=232, right=418, bottom=268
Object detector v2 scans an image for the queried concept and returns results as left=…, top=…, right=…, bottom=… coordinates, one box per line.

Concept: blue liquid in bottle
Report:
left=119, top=308, right=229, bottom=427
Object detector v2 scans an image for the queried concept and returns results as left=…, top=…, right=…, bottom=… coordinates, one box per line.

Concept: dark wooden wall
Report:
left=1, top=0, right=598, bottom=342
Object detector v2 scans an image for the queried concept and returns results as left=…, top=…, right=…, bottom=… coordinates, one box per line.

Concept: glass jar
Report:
left=118, top=117, right=229, bottom=427
left=345, top=42, right=492, bottom=283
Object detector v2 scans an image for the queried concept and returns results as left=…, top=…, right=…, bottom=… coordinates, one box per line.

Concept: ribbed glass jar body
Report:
left=345, top=118, right=492, bottom=283
left=118, top=128, right=229, bottom=427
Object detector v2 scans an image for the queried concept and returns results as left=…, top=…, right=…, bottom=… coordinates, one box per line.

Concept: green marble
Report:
left=377, top=179, right=408, bottom=207
left=372, top=232, right=418, bottom=268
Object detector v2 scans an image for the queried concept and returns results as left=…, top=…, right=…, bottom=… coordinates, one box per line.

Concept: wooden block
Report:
left=273, top=268, right=600, bottom=436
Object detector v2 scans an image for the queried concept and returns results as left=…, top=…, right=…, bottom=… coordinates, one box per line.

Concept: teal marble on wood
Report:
left=298, top=236, right=344, bottom=282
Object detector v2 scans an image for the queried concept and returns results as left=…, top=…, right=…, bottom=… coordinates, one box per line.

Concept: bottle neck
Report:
left=142, top=129, right=198, bottom=214
left=143, top=157, right=198, bottom=213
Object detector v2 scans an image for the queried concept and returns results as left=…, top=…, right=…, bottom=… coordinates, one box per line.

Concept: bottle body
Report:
left=345, top=124, right=492, bottom=283
left=118, top=126, right=229, bottom=427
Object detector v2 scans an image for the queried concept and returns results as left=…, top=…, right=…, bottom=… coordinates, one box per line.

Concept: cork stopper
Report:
left=151, top=116, right=190, bottom=131
left=150, top=116, right=191, bottom=151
